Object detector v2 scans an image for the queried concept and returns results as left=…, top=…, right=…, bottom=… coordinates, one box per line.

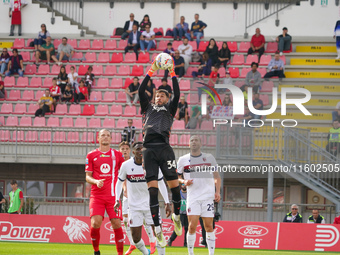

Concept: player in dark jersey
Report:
left=138, top=59, right=182, bottom=247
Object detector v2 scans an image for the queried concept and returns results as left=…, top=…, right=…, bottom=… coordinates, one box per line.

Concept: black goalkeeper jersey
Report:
left=139, top=75, right=180, bottom=146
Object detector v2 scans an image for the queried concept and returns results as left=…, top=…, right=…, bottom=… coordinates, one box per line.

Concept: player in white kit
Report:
left=177, top=135, right=221, bottom=255
left=115, top=142, right=171, bottom=255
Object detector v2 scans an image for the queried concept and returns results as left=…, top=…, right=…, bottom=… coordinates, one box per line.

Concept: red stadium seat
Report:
left=259, top=55, right=272, bottom=66
left=104, top=39, right=117, bottom=50
left=92, top=65, right=103, bottom=76
left=97, top=52, right=110, bottom=63
left=171, top=41, right=181, bottom=51
left=109, top=78, right=122, bottom=89
left=169, top=134, right=178, bottom=146
left=61, top=117, right=74, bottom=127
left=4, top=76, right=15, bottom=87
left=69, top=52, right=84, bottom=63
left=200, top=121, right=214, bottom=130
left=96, top=78, right=109, bottom=89
left=65, top=65, right=74, bottom=74
left=13, top=103, right=26, bottom=114
left=7, top=90, right=21, bottom=101
left=77, top=39, right=90, bottom=50
left=265, top=42, right=278, bottom=53
left=207, top=135, right=217, bottom=147
left=29, top=77, right=41, bottom=88
left=0, top=130, right=10, bottom=142
left=83, top=52, right=96, bottom=63
left=22, top=90, right=34, bottom=101
left=95, top=105, right=109, bottom=116
left=1, top=103, right=13, bottom=114
left=47, top=117, right=60, bottom=127
left=53, top=131, right=66, bottom=143
left=173, top=120, right=185, bottom=130
left=25, top=131, right=38, bottom=142
left=104, top=65, right=117, bottom=76
left=117, top=40, right=128, bottom=50
left=116, top=119, right=128, bottom=128
left=39, top=131, right=52, bottom=143
left=33, top=117, right=46, bottom=127
left=184, top=67, right=198, bottom=78
left=27, top=104, right=39, bottom=115
left=258, top=68, right=266, bottom=77
left=137, top=52, right=150, bottom=63
left=81, top=132, right=95, bottom=144
left=110, top=53, right=124, bottom=64
left=37, top=64, right=50, bottom=75
left=227, top=41, right=238, bottom=52
left=11, top=130, right=24, bottom=142
left=91, top=39, right=104, bottom=50
left=157, top=40, right=169, bottom=51
left=189, top=41, right=197, bottom=51
left=6, top=116, right=18, bottom=126
left=25, top=39, right=34, bottom=49
left=197, top=41, right=209, bottom=52
left=51, top=65, right=61, bottom=75
left=238, top=42, right=250, bottom=53
left=43, top=77, right=53, bottom=88
left=234, top=80, right=245, bottom=88
left=53, top=39, right=62, bottom=49
left=123, top=53, right=137, bottom=63
left=117, top=65, right=130, bottom=76
left=150, top=53, right=158, bottom=63
left=81, top=104, right=95, bottom=115
left=179, top=80, right=191, bottom=91
left=88, top=91, right=102, bottom=102
left=124, top=78, right=133, bottom=89
left=102, top=91, right=115, bottom=102
left=109, top=105, right=123, bottom=116
left=164, top=28, right=173, bottom=38
left=68, top=104, right=81, bottom=115
left=260, top=94, right=269, bottom=106
left=0, top=116, right=4, bottom=126
left=88, top=118, right=101, bottom=128
left=68, top=39, right=78, bottom=49
left=133, top=119, right=143, bottom=128
left=261, top=81, right=274, bottom=92
left=21, top=51, right=30, bottom=62
left=218, top=67, right=226, bottom=78
left=283, top=43, right=293, bottom=53
left=153, top=27, right=164, bottom=37
left=34, top=90, right=45, bottom=101
left=75, top=118, right=87, bottom=128
left=12, top=38, right=25, bottom=49
left=124, top=106, right=136, bottom=117
left=245, top=55, right=258, bottom=64
left=130, top=65, right=144, bottom=76
left=54, top=104, right=67, bottom=115
left=240, top=68, right=251, bottom=78
left=216, top=41, right=223, bottom=50
left=111, top=28, right=121, bottom=38
left=78, top=65, right=89, bottom=76
left=280, top=55, right=286, bottom=65
left=103, top=118, right=115, bottom=128
left=67, top=132, right=79, bottom=143
left=25, top=64, right=36, bottom=75
left=178, top=134, right=190, bottom=146
left=116, top=91, right=126, bottom=102
left=228, top=67, right=240, bottom=78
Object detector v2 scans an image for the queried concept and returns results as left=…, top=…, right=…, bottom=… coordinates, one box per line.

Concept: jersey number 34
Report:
left=167, top=160, right=176, bottom=169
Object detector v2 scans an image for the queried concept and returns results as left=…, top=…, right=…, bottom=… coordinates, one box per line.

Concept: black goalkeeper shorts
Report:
left=143, top=144, right=178, bottom=182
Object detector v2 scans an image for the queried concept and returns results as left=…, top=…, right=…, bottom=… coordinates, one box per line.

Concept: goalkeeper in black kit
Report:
left=138, top=59, right=182, bottom=247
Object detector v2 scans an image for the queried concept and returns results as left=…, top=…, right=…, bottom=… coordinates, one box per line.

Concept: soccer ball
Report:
left=155, top=53, right=173, bottom=70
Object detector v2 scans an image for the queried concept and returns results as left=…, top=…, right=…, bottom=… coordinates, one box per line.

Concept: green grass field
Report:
left=0, top=242, right=338, bottom=255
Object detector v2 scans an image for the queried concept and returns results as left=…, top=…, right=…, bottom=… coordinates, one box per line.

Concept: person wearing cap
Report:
left=175, top=95, right=189, bottom=126
left=276, top=27, right=292, bottom=56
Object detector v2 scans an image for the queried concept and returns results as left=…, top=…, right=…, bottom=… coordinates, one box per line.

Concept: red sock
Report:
left=90, top=227, right=100, bottom=252
left=114, top=227, right=124, bottom=254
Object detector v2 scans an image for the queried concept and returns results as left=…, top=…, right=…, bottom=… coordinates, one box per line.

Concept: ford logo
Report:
left=238, top=225, right=269, bottom=237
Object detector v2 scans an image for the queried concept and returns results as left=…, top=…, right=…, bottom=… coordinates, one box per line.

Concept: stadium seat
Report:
left=280, top=55, right=286, bottom=65
left=81, top=132, right=95, bottom=144
left=197, top=41, right=209, bottom=52
left=47, top=117, right=60, bottom=127
left=81, top=104, right=95, bottom=115
left=42, top=77, right=53, bottom=88
left=234, top=80, right=245, bottom=88
left=1, top=103, right=13, bottom=114
left=96, top=78, right=109, bottom=89
left=216, top=41, right=223, bottom=50
left=240, top=68, right=251, bottom=78
left=124, top=106, right=136, bottom=117
left=200, top=121, right=214, bottom=130
left=4, top=76, right=15, bottom=87
left=130, top=65, right=144, bottom=76
left=227, top=41, right=238, bottom=52
left=150, top=53, right=158, bottom=63
left=104, top=39, right=117, bottom=50
left=218, top=67, right=226, bottom=78
left=109, top=78, right=123, bottom=89
left=184, top=67, right=198, bottom=78
left=123, top=53, right=137, bottom=63
left=6, top=116, right=18, bottom=126
left=7, top=90, right=21, bottom=101
left=61, top=117, right=74, bottom=127
left=29, top=77, right=41, bottom=88
left=258, top=68, right=266, bottom=77
left=25, top=39, right=34, bottom=49
left=34, top=90, right=45, bottom=101
left=102, top=91, right=115, bottom=102
left=0, top=130, right=10, bottom=142
left=109, top=104, right=123, bottom=116
left=173, top=120, right=185, bottom=130
left=36, top=64, right=50, bottom=75
left=103, top=118, right=115, bottom=128
left=83, top=52, right=96, bottom=63
left=157, top=40, right=169, bottom=51
left=88, top=91, right=102, bottom=102
left=25, top=131, right=38, bottom=143
left=116, top=91, right=126, bottom=102
left=116, top=119, right=128, bottom=128
left=22, top=90, right=34, bottom=101
left=33, top=117, right=46, bottom=127
left=68, top=39, right=78, bottom=49
left=237, top=42, right=251, bottom=52
left=95, top=105, right=109, bottom=116
left=51, top=65, right=61, bottom=75
left=21, top=51, right=30, bottom=62
left=259, top=55, right=272, bottom=66
left=0, top=116, right=4, bottom=126
left=78, top=65, right=89, bottom=76
left=153, top=27, right=164, bottom=37
left=53, top=39, right=62, bottom=49
left=228, top=67, right=240, bottom=78
left=189, top=41, right=197, bottom=51
left=68, top=52, right=84, bottom=63
left=103, top=65, right=117, bottom=76
left=53, top=131, right=66, bottom=143
left=179, top=80, right=191, bottom=91
left=136, top=52, right=150, bottom=63
left=75, top=118, right=87, bottom=128
left=68, top=104, right=81, bottom=115
left=12, top=38, right=25, bottom=49
left=171, top=41, right=181, bottom=51
left=245, top=55, right=258, bottom=64
left=91, top=39, right=104, bottom=50
left=179, top=134, right=190, bottom=146
left=169, top=134, right=178, bottom=146
left=77, top=39, right=90, bottom=50
left=65, top=65, right=74, bottom=74
left=164, top=28, right=173, bottom=38
left=110, top=53, right=123, bottom=63
left=92, top=65, right=103, bottom=76
left=39, top=131, right=51, bottom=143
left=25, top=64, right=36, bottom=75
left=117, top=40, right=128, bottom=50
left=265, top=42, right=278, bottom=53
left=13, top=103, right=26, bottom=114
left=67, top=132, right=79, bottom=143
left=260, top=94, right=269, bottom=106
left=89, top=118, right=101, bottom=128
left=261, top=81, right=274, bottom=92
left=11, top=130, right=24, bottom=142
left=117, top=65, right=130, bottom=76
left=27, top=104, right=39, bottom=115
left=189, top=94, right=199, bottom=105
left=207, top=135, right=217, bottom=147
left=124, top=78, right=133, bottom=88
left=97, top=52, right=110, bottom=63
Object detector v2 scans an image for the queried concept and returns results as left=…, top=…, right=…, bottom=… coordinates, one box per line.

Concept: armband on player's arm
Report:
left=158, top=179, right=170, bottom=204
left=115, top=178, right=124, bottom=202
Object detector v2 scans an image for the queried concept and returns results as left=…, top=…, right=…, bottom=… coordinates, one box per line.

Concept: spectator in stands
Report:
left=245, top=62, right=261, bottom=93
left=209, top=64, right=219, bottom=86
left=332, top=101, right=340, bottom=121
left=121, top=119, right=136, bottom=145
left=84, top=66, right=94, bottom=95
left=121, top=13, right=139, bottom=40
left=68, top=66, right=79, bottom=93
left=8, top=180, right=23, bottom=214
left=222, top=94, right=232, bottom=107
left=9, top=0, right=28, bottom=36
left=50, top=77, right=61, bottom=111
left=57, top=65, right=68, bottom=94
left=0, top=189, right=5, bottom=213
left=125, top=24, right=141, bottom=60
left=158, top=78, right=172, bottom=97
left=61, top=84, right=73, bottom=104
left=145, top=79, right=156, bottom=103
left=188, top=105, right=202, bottom=129
left=175, top=95, right=189, bottom=126
left=163, top=42, right=175, bottom=56
left=139, top=14, right=151, bottom=32
left=252, top=93, right=263, bottom=119
left=264, top=51, right=285, bottom=80
left=235, top=106, right=254, bottom=126
left=126, top=76, right=140, bottom=106
left=33, top=23, right=50, bottom=51
left=192, top=52, right=212, bottom=79
left=217, top=42, right=231, bottom=68
left=334, top=215, right=340, bottom=224
left=5, top=49, right=24, bottom=77
left=56, top=37, right=75, bottom=64
left=178, top=38, right=193, bottom=70
left=164, top=50, right=185, bottom=80
left=283, top=204, right=303, bottom=223
left=276, top=27, right=292, bottom=56
left=0, top=81, right=5, bottom=99
left=74, top=80, right=88, bottom=104
left=326, top=120, right=340, bottom=158
left=185, top=13, right=207, bottom=48
left=140, top=25, right=156, bottom=53
left=247, top=28, right=265, bottom=62
left=223, top=71, right=233, bottom=86
left=173, top=16, right=189, bottom=41
left=334, top=20, right=340, bottom=59
left=205, top=38, right=219, bottom=65
left=307, top=209, right=325, bottom=224
left=35, top=89, right=53, bottom=116
left=0, top=48, right=10, bottom=76
left=35, top=36, right=58, bottom=65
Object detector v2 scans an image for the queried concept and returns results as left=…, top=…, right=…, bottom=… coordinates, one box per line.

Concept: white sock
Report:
left=156, top=243, right=166, bottom=255
left=143, top=224, right=156, bottom=243
left=135, top=239, right=149, bottom=255
left=206, top=232, right=215, bottom=255
left=187, top=232, right=196, bottom=255
left=155, top=225, right=162, bottom=235
left=123, top=217, right=134, bottom=245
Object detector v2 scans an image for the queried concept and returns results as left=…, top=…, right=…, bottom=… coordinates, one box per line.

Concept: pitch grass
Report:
left=0, top=242, right=339, bottom=255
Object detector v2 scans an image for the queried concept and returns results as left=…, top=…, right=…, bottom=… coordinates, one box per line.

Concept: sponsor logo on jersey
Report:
left=238, top=225, right=269, bottom=237
left=100, top=154, right=110, bottom=157
left=100, top=163, right=111, bottom=173
left=152, top=105, right=167, bottom=112
left=127, top=174, right=146, bottom=182
left=0, top=221, right=52, bottom=242
left=63, top=217, right=89, bottom=243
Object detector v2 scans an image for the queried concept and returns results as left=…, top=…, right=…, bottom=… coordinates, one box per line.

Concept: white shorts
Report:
left=128, top=209, right=162, bottom=228
left=122, top=196, right=128, bottom=215
left=187, top=199, right=215, bottom=217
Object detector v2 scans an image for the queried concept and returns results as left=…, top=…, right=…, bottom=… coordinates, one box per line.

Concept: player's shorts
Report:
left=122, top=196, right=128, bottom=215
left=143, top=144, right=178, bottom=182
left=89, top=196, right=122, bottom=220
left=129, top=209, right=161, bottom=228
left=187, top=199, right=215, bottom=218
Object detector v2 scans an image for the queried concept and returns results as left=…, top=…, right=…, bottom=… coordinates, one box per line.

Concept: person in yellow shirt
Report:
left=35, top=89, right=53, bottom=117
left=326, top=120, right=340, bottom=158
